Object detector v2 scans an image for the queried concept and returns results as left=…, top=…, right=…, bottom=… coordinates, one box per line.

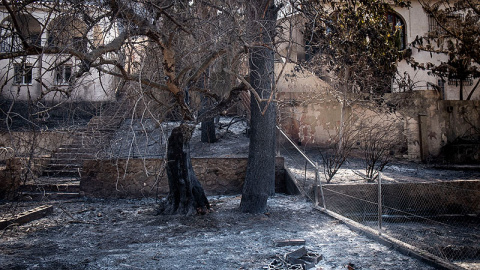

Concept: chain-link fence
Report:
left=278, top=127, right=480, bottom=269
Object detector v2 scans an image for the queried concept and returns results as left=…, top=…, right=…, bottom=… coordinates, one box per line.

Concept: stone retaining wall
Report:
left=321, top=181, right=480, bottom=217
left=0, top=157, right=50, bottom=199
left=80, top=157, right=286, bottom=198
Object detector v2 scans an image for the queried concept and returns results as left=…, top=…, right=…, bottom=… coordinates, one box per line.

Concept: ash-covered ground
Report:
left=1, top=195, right=437, bottom=270
left=109, top=117, right=250, bottom=159
left=1, top=117, right=478, bottom=269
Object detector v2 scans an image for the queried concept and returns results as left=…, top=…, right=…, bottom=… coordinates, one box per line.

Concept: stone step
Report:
left=27, top=176, right=80, bottom=184
left=46, top=159, right=84, bottom=165
left=88, top=116, right=123, bottom=123
left=42, top=169, right=80, bottom=177
left=52, top=153, right=97, bottom=159
left=66, top=140, right=110, bottom=147
left=56, top=146, right=94, bottom=152
left=58, top=141, right=110, bottom=148
left=44, top=163, right=82, bottom=171
left=52, top=152, right=98, bottom=159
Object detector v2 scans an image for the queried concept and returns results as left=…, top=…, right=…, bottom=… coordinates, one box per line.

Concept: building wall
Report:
left=278, top=86, right=480, bottom=161
left=275, top=1, right=479, bottom=101
left=0, top=6, right=118, bottom=103
left=392, top=1, right=479, bottom=100
left=275, top=2, right=480, bottom=160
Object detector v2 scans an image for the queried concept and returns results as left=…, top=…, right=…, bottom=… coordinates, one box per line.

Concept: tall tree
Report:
left=240, top=0, right=279, bottom=214
left=410, top=0, right=480, bottom=100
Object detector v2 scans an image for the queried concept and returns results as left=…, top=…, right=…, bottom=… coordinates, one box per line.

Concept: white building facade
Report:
left=0, top=3, right=118, bottom=103
left=391, top=1, right=479, bottom=100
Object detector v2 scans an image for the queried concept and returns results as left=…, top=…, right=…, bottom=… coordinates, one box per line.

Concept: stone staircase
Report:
left=18, top=101, right=130, bottom=200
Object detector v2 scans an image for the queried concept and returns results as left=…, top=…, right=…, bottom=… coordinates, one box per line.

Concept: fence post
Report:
left=378, top=171, right=382, bottom=234
left=314, top=162, right=319, bottom=206
left=316, top=162, right=327, bottom=210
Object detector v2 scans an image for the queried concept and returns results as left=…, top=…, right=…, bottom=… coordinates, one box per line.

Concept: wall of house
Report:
left=392, top=1, right=479, bottom=100
left=277, top=14, right=306, bottom=63
left=0, top=8, right=118, bottom=103
left=278, top=88, right=480, bottom=162
left=275, top=2, right=479, bottom=101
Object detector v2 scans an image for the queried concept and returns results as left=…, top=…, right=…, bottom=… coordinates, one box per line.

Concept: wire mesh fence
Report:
left=277, top=127, right=480, bottom=268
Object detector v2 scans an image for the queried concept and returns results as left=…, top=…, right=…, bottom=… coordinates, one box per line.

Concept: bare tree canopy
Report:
left=0, top=0, right=295, bottom=215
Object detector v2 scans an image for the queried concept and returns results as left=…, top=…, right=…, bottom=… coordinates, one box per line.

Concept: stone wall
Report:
left=321, top=181, right=480, bottom=218
left=278, top=90, right=480, bottom=162
left=0, top=165, right=17, bottom=200
left=80, top=157, right=286, bottom=198
left=0, top=157, right=50, bottom=199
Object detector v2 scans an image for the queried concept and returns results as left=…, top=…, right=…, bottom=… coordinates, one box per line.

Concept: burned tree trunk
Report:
left=158, top=124, right=210, bottom=215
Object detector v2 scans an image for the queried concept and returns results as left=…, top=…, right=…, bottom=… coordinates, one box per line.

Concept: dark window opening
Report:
left=387, top=12, right=406, bottom=50
left=14, top=63, right=33, bottom=85
left=428, top=13, right=464, bottom=36
left=55, top=65, right=72, bottom=85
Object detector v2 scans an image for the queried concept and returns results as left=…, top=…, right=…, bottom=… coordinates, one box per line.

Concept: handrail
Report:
left=276, top=125, right=317, bottom=168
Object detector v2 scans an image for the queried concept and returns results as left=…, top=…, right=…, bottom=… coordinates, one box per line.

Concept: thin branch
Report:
left=187, top=49, right=227, bottom=85
left=223, top=68, right=265, bottom=105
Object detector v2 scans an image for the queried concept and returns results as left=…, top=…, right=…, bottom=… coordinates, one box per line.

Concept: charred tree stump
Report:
left=158, top=124, right=210, bottom=215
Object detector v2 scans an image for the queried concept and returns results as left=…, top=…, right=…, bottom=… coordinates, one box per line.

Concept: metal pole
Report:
left=316, top=162, right=327, bottom=210
left=378, top=171, right=382, bottom=234
left=276, top=126, right=316, bottom=167
left=314, top=162, right=319, bottom=206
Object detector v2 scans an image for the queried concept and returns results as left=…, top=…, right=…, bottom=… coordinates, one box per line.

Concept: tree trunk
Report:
left=201, top=116, right=216, bottom=143
left=459, top=79, right=464, bottom=100
left=158, top=124, right=210, bottom=215
left=240, top=1, right=278, bottom=214
left=200, top=71, right=216, bottom=143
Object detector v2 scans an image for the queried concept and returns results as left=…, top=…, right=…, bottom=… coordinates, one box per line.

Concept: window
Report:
left=47, top=34, right=55, bottom=47
left=0, top=34, right=23, bottom=52
left=55, top=65, right=72, bottom=85
left=448, top=74, right=473, bottom=86
left=387, top=12, right=406, bottom=50
left=27, top=33, right=41, bottom=47
left=0, top=15, right=42, bottom=52
left=13, top=63, right=33, bottom=85
left=428, top=13, right=464, bottom=36
left=47, top=16, right=88, bottom=52
left=438, top=79, right=445, bottom=93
